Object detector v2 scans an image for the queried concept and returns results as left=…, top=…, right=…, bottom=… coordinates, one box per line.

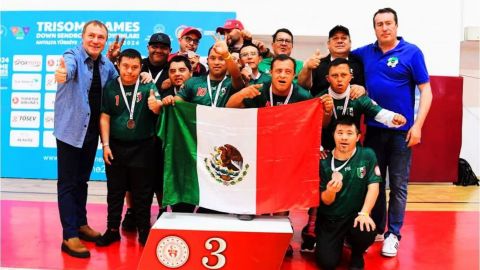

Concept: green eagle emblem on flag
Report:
left=205, top=144, right=249, bottom=186
left=357, top=166, right=366, bottom=179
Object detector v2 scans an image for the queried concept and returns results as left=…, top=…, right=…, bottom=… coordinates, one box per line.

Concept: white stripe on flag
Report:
left=196, top=106, right=258, bottom=214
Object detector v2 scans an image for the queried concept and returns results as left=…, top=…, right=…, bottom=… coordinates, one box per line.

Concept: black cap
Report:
left=328, top=25, right=350, bottom=38
left=148, top=33, right=171, bottom=47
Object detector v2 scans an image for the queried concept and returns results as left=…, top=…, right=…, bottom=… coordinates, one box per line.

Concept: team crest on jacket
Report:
left=205, top=144, right=249, bottom=186
left=196, top=87, right=207, bottom=97
left=357, top=166, right=366, bottom=179
left=387, top=56, right=399, bottom=68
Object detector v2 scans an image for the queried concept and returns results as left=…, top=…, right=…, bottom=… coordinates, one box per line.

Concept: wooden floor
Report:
left=1, top=178, right=478, bottom=211
left=1, top=178, right=479, bottom=270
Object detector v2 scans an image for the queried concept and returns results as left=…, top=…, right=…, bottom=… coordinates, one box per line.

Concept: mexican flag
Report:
left=158, top=99, right=323, bottom=215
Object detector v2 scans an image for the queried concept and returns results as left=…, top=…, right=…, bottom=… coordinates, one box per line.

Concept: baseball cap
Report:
left=216, top=19, right=244, bottom=34
left=149, top=33, right=171, bottom=47
left=328, top=25, right=350, bottom=38
left=180, top=27, right=202, bottom=39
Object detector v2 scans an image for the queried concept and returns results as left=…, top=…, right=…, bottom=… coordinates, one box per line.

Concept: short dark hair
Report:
left=271, top=54, right=296, bottom=72
left=272, top=28, right=294, bottom=43
left=239, top=42, right=260, bottom=55
left=333, top=116, right=360, bottom=134
left=328, top=25, right=350, bottom=39
left=118, top=48, right=142, bottom=63
left=328, top=58, right=351, bottom=73
left=168, top=55, right=192, bottom=71
left=373, top=7, right=398, bottom=27
left=82, top=20, right=108, bottom=37
left=208, top=45, right=215, bottom=57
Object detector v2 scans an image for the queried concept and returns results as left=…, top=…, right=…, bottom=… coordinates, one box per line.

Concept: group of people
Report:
left=53, top=7, right=432, bottom=270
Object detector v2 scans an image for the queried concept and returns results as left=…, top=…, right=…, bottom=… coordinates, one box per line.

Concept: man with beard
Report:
left=172, top=26, right=207, bottom=77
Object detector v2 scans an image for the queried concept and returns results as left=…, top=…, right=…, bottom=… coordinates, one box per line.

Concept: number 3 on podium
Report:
left=202, top=237, right=227, bottom=269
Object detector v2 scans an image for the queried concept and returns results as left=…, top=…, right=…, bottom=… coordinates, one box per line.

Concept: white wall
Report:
left=3, top=0, right=479, bottom=175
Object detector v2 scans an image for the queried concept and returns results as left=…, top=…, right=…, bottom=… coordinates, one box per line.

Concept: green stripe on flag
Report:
left=158, top=101, right=200, bottom=206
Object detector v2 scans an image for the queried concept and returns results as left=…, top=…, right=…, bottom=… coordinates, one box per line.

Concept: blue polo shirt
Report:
left=54, top=46, right=118, bottom=148
left=351, top=37, right=429, bottom=131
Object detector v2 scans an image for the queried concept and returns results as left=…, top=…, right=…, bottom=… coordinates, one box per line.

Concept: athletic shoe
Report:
left=381, top=234, right=399, bottom=257
left=95, top=229, right=121, bottom=247
left=300, top=225, right=316, bottom=253
left=375, top=233, right=385, bottom=242
left=121, top=208, right=136, bottom=232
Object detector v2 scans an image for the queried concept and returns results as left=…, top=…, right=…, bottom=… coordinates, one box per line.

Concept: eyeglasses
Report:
left=240, top=51, right=258, bottom=58
left=183, top=36, right=200, bottom=45
left=275, top=38, right=292, bottom=44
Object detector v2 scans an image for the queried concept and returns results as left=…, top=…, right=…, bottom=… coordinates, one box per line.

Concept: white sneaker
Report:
left=381, top=234, right=399, bottom=257
left=375, top=233, right=385, bottom=242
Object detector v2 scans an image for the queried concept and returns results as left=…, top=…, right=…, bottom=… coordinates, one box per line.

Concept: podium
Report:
left=138, top=212, right=293, bottom=270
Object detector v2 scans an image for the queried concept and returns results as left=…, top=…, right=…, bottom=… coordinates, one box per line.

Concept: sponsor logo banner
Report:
left=11, top=92, right=41, bottom=109
left=10, top=130, right=39, bottom=147
left=12, top=73, right=42, bottom=90
left=13, top=55, right=42, bottom=71
left=10, top=111, right=41, bottom=128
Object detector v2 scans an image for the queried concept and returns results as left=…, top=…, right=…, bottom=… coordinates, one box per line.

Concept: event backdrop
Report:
left=1, top=11, right=235, bottom=180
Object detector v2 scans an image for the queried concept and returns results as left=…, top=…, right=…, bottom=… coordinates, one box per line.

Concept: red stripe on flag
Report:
left=256, top=99, right=322, bottom=214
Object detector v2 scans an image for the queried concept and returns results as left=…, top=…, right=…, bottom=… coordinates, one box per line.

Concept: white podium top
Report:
left=153, top=212, right=293, bottom=234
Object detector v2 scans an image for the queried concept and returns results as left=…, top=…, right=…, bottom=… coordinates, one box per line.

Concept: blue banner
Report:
left=1, top=11, right=235, bottom=180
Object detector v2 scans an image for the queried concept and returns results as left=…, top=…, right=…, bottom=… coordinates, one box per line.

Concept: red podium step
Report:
left=138, top=212, right=293, bottom=270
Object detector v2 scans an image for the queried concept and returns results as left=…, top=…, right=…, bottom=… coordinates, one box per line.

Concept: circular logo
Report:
left=156, top=236, right=189, bottom=268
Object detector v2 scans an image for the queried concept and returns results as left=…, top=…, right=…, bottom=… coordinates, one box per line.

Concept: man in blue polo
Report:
left=351, top=7, right=432, bottom=257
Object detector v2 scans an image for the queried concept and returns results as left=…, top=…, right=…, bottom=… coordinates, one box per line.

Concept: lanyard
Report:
left=206, top=75, right=226, bottom=107
left=118, top=77, right=140, bottom=121
left=269, top=85, right=293, bottom=106
left=148, top=68, right=163, bottom=84
left=331, top=147, right=357, bottom=172
left=328, top=85, right=351, bottom=119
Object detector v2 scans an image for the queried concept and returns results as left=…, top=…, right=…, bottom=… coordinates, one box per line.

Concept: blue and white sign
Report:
left=1, top=11, right=235, bottom=180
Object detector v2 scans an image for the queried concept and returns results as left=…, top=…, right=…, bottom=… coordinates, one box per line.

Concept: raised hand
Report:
left=55, top=57, right=67, bottom=83
left=212, top=34, right=230, bottom=58
left=306, top=49, right=323, bottom=69
left=107, top=35, right=125, bottom=62
left=147, top=89, right=162, bottom=114
left=241, top=29, right=252, bottom=41
left=350, top=85, right=366, bottom=100
left=319, top=94, right=334, bottom=115
left=240, top=84, right=262, bottom=99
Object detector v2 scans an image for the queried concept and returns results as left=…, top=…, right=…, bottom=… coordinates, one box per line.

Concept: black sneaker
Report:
left=237, top=214, right=255, bottom=221
left=121, top=208, right=136, bottom=232
left=300, top=225, right=316, bottom=253
left=349, top=253, right=365, bottom=270
left=95, top=229, right=121, bottom=247
left=138, top=228, right=150, bottom=246
left=285, top=244, right=293, bottom=257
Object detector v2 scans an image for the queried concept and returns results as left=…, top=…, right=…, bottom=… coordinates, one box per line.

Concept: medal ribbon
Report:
left=118, top=77, right=140, bottom=122
left=328, top=85, right=351, bottom=119
left=207, top=75, right=226, bottom=107
left=331, top=147, right=357, bottom=172
left=269, top=84, right=293, bottom=106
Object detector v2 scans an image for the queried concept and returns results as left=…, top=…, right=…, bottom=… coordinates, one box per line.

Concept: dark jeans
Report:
left=364, top=127, right=411, bottom=239
left=105, top=165, right=154, bottom=230
left=57, top=137, right=98, bottom=240
left=315, top=215, right=376, bottom=270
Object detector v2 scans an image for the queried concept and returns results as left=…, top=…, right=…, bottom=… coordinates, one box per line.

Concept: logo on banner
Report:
left=44, top=111, right=54, bottom=129
left=46, top=55, right=62, bottom=71
left=10, top=111, right=40, bottom=128
left=13, top=55, right=42, bottom=71
left=11, top=93, right=41, bottom=109
left=44, top=93, right=56, bottom=110
left=205, top=144, right=249, bottom=186
left=10, top=130, right=39, bottom=147
left=0, top=57, right=9, bottom=77
left=10, top=26, right=30, bottom=40
left=156, top=236, right=189, bottom=268
left=12, top=73, right=42, bottom=90
left=45, top=74, right=57, bottom=91
left=43, top=131, right=57, bottom=148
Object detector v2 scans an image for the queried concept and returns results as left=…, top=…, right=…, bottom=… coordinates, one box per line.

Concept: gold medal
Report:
left=127, top=119, right=136, bottom=129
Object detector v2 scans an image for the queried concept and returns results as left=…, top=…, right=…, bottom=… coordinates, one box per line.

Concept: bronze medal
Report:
left=332, top=171, right=343, bottom=182
left=127, top=119, right=136, bottom=129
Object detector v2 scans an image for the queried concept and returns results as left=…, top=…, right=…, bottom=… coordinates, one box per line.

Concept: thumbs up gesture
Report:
left=55, top=57, right=67, bottom=83
left=148, top=89, right=162, bottom=114
left=306, top=49, right=323, bottom=70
